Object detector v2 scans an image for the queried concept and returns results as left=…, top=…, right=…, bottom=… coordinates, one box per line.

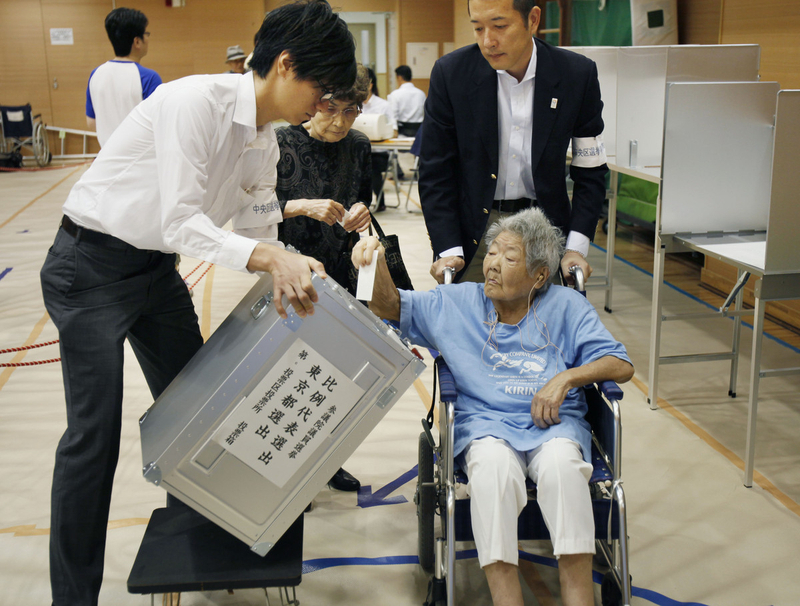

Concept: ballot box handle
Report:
left=251, top=294, right=274, bottom=320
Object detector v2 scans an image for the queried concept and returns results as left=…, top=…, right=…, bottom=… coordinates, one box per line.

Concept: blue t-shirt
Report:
left=398, top=283, right=631, bottom=462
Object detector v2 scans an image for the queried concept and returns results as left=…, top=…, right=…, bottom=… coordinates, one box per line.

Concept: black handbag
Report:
left=370, top=213, right=414, bottom=291
left=347, top=213, right=413, bottom=293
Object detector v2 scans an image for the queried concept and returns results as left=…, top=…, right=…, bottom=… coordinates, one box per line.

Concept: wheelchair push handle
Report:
left=443, top=267, right=455, bottom=285
left=568, top=265, right=586, bottom=293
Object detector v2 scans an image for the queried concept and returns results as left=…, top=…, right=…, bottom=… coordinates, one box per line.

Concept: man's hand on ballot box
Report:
left=247, top=243, right=327, bottom=319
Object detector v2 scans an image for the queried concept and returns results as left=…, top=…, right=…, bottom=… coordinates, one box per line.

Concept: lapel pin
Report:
left=550, top=98, right=558, bottom=109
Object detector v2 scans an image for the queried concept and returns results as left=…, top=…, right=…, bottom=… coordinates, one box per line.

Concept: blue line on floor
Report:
left=0, top=268, right=11, bottom=282
left=357, top=465, right=417, bottom=508
left=302, top=554, right=418, bottom=574
left=303, top=549, right=710, bottom=606
left=590, top=242, right=800, bottom=355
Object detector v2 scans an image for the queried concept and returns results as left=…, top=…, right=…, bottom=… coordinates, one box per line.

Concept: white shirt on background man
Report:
left=388, top=82, right=426, bottom=123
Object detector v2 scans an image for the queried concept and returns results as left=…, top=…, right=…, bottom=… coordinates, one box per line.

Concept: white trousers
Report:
left=463, top=436, right=595, bottom=568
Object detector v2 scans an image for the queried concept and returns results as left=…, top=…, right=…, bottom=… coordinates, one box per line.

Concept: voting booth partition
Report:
left=615, top=44, right=761, bottom=172
left=129, top=271, right=425, bottom=601
left=648, top=82, right=800, bottom=486
left=566, top=44, right=762, bottom=313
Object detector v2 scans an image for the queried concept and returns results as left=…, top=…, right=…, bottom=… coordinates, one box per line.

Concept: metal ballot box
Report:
left=139, top=272, right=425, bottom=556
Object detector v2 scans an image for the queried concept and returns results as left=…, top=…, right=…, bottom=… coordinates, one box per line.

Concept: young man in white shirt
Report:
left=388, top=65, right=426, bottom=136
left=41, top=3, right=356, bottom=605
left=86, top=7, right=162, bottom=147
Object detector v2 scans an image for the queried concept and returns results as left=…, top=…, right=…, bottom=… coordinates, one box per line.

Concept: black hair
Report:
left=395, top=65, right=412, bottom=82
left=467, top=0, right=536, bottom=23
left=366, top=66, right=379, bottom=96
left=105, top=8, right=148, bottom=58
left=249, top=0, right=356, bottom=96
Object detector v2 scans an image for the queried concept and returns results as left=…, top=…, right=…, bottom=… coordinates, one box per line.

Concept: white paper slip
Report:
left=355, top=249, right=378, bottom=301
left=337, top=209, right=352, bottom=230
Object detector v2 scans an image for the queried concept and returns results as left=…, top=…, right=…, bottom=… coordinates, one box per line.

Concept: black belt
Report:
left=60, top=215, right=130, bottom=249
left=492, top=198, right=535, bottom=213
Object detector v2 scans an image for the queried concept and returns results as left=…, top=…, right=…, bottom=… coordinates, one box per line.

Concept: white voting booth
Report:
left=566, top=44, right=761, bottom=313
left=615, top=44, right=761, bottom=173
left=649, top=82, right=800, bottom=487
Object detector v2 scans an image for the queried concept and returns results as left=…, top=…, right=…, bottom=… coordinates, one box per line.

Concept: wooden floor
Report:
left=593, top=219, right=800, bottom=349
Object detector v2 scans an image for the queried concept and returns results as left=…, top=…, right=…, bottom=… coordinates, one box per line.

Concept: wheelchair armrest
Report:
left=435, top=357, right=458, bottom=402
left=597, top=380, right=623, bottom=401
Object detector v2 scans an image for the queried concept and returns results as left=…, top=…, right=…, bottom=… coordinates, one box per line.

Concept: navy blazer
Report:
left=419, top=39, right=608, bottom=273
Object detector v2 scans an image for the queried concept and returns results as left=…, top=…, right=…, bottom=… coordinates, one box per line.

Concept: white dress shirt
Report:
left=64, top=72, right=283, bottom=272
left=388, top=82, right=426, bottom=123
left=362, top=93, right=398, bottom=132
left=440, top=41, right=589, bottom=260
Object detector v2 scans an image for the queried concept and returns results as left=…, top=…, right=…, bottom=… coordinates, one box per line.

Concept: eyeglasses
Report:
left=322, top=103, right=361, bottom=121
left=316, top=80, right=334, bottom=101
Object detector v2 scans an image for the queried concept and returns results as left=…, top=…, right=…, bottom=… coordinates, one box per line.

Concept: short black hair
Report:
left=512, top=0, right=537, bottom=23
left=467, top=0, right=536, bottom=23
left=395, top=65, right=412, bottom=81
left=105, top=8, right=148, bottom=57
left=249, top=0, right=356, bottom=96
left=366, top=67, right=379, bottom=96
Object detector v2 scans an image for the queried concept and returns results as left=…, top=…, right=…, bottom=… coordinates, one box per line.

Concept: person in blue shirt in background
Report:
left=86, top=7, right=162, bottom=147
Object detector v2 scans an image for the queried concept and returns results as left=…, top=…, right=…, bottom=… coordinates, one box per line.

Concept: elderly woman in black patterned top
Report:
left=276, top=64, right=372, bottom=298
left=275, top=65, right=372, bottom=492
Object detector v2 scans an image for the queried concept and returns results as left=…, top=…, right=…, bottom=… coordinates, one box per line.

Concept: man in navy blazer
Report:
left=420, top=0, right=607, bottom=285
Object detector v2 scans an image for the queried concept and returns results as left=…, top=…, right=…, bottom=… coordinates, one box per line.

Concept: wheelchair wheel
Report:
left=33, top=121, right=51, bottom=167
left=417, top=431, right=435, bottom=574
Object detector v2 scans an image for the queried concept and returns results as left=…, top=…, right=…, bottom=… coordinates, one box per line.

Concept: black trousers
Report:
left=40, top=226, right=204, bottom=606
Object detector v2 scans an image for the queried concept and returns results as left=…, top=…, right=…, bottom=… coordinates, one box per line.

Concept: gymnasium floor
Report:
left=2, top=163, right=800, bottom=605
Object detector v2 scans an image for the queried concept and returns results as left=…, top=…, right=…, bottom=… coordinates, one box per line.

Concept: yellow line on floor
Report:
left=200, top=264, right=216, bottom=341
left=1, top=518, right=150, bottom=537
left=630, top=375, right=800, bottom=518
left=0, top=164, right=85, bottom=230
left=0, top=312, right=52, bottom=391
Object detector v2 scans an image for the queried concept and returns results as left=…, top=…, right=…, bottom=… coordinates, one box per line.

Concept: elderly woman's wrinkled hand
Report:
left=297, top=198, right=346, bottom=225
left=343, top=202, right=371, bottom=233
left=351, top=235, right=384, bottom=268
left=530, top=373, right=571, bottom=429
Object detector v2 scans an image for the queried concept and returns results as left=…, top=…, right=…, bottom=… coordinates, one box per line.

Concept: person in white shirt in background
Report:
left=86, top=7, right=162, bottom=147
left=362, top=67, right=398, bottom=211
left=388, top=64, right=426, bottom=137
left=225, top=44, right=248, bottom=74
left=40, top=3, right=356, bottom=605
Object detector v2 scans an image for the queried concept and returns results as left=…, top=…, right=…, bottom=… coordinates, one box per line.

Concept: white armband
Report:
left=571, top=134, right=607, bottom=168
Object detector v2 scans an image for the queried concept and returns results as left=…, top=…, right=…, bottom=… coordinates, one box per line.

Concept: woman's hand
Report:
left=284, top=199, right=345, bottom=225
left=343, top=202, right=371, bottom=233
left=530, top=372, right=572, bottom=429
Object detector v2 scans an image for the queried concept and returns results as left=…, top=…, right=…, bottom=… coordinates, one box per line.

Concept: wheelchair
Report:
left=415, top=268, right=631, bottom=606
left=0, top=104, right=51, bottom=167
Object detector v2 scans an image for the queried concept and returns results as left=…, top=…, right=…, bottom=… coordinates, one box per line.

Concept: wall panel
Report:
left=676, top=0, right=721, bottom=44
left=0, top=0, right=54, bottom=123
left=720, top=0, right=800, bottom=89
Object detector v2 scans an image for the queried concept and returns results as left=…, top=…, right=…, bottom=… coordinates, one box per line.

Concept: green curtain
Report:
left=545, top=0, right=632, bottom=47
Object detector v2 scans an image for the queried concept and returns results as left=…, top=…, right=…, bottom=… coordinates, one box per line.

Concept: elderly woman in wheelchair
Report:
left=352, top=207, right=634, bottom=606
